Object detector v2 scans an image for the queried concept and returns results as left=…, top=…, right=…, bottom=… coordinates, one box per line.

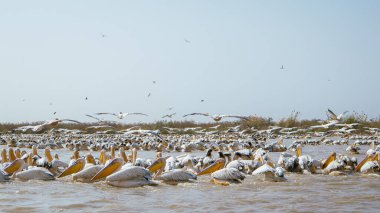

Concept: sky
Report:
left=0, top=0, right=379, bottom=123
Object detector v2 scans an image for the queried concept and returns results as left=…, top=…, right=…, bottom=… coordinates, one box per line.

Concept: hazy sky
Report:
left=0, top=1, right=379, bottom=123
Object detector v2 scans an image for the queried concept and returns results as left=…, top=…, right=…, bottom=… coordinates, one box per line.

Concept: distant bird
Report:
left=162, top=113, right=176, bottom=119
left=280, top=65, right=285, bottom=70
left=168, top=107, right=173, bottom=111
left=147, top=93, right=151, bottom=98
left=33, top=118, right=81, bottom=132
left=85, top=97, right=88, bottom=100
left=184, top=39, right=191, bottom=44
left=201, top=100, right=204, bottom=102
left=153, top=81, right=156, bottom=84
left=85, top=114, right=106, bottom=124
left=95, top=112, right=148, bottom=119
left=101, top=34, right=107, bottom=38
left=327, top=109, right=348, bottom=121
left=53, top=112, right=57, bottom=115
left=183, top=113, right=249, bottom=122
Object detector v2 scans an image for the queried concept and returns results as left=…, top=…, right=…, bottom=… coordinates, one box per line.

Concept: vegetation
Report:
left=0, top=112, right=379, bottom=134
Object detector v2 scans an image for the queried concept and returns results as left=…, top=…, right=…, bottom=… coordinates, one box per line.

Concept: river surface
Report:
left=0, top=141, right=379, bottom=212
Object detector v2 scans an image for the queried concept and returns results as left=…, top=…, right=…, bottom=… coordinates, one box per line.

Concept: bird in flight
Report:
left=183, top=113, right=249, bottom=122
left=162, top=112, right=176, bottom=119
left=168, top=107, right=173, bottom=111
left=326, top=109, right=348, bottom=121
left=153, top=81, right=156, bottom=84
left=95, top=112, right=148, bottom=119
left=201, top=99, right=204, bottom=102
left=85, top=97, right=88, bottom=100
left=280, top=65, right=285, bottom=70
left=147, top=93, right=151, bottom=98
left=53, top=112, right=57, bottom=115
left=33, top=118, right=81, bottom=132
left=184, top=39, right=191, bottom=44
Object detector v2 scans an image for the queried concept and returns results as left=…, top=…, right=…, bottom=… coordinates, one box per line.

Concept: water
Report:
left=0, top=143, right=379, bottom=212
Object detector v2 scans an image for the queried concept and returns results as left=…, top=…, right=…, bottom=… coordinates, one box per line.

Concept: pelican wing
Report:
left=15, top=168, right=55, bottom=181
left=106, top=166, right=151, bottom=182
left=252, top=164, right=275, bottom=175
left=327, top=109, right=338, bottom=120
left=60, top=119, right=81, bottom=124
left=95, top=112, right=117, bottom=117
left=211, top=168, right=245, bottom=181
left=73, top=165, right=104, bottom=182
left=156, top=169, right=197, bottom=181
left=183, top=113, right=210, bottom=118
left=85, top=114, right=100, bottom=121
left=221, top=115, right=249, bottom=120
left=125, top=112, right=149, bottom=116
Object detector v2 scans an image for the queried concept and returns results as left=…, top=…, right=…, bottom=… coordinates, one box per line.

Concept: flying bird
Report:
left=162, top=113, right=176, bottom=119
left=183, top=113, right=249, bottom=122
left=327, top=109, right=348, bottom=121
left=95, top=112, right=148, bottom=119
left=184, top=39, right=191, bottom=44
left=280, top=65, right=285, bottom=70
left=147, top=93, right=151, bottom=98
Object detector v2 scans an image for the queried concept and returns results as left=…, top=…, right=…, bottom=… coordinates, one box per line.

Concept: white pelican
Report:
left=95, top=112, right=148, bottom=119
left=327, top=109, right=348, bottom=121
left=148, top=157, right=197, bottom=184
left=162, top=113, right=176, bottom=119
left=252, top=163, right=286, bottom=182
left=197, top=158, right=245, bottom=186
left=13, top=167, right=55, bottom=181
left=355, top=152, right=379, bottom=173
left=183, top=113, right=248, bottom=122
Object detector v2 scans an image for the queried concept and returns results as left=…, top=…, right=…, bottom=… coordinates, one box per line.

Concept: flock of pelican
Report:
left=1, top=109, right=379, bottom=188
left=0, top=138, right=379, bottom=187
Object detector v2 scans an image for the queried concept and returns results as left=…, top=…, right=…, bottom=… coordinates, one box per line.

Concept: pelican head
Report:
left=322, top=152, right=336, bottom=169
left=147, top=157, right=166, bottom=173
left=58, top=158, right=85, bottom=178
left=3, top=159, right=24, bottom=174
left=91, top=158, right=124, bottom=181
left=197, top=158, right=225, bottom=176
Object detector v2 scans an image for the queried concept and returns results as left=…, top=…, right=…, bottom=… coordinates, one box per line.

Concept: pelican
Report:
left=183, top=113, right=248, bottom=122
left=355, top=152, right=379, bottom=173
left=148, top=157, right=197, bottom=184
left=197, top=158, right=245, bottom=186
left=327, top=109, right=348, bottom=121
left=95, top=112, right=148, bottom=119
left=162, top=113, right=176, bottom=119
left=252, top=163, right=286, bottom=182
left=90, top=148, right=156, bottom=187
left=33, top=118, right=81, bottom=132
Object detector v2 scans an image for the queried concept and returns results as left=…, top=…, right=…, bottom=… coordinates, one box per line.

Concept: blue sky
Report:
left=0, top=1, right=379, bottom=123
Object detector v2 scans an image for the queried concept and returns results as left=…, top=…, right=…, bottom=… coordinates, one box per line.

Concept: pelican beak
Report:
left=322, top=152, right=336, bottom=169
left=296, top=145, right=302, bottom=157
left=197, top=159, right=225, bottom=176
left=91, top=158, right=123, bottom=181
left=58, top=159, right=85, bottom=178
left=355, top=155, right=372, bottom=172
left=4, top=159, right=24, bottom=174
left=147, top=158, right=165, bottom=173
left=374, top=152, right=379, bottom=162
left=8, top=148, right=16, bottom=162
left=45, top=148, right=53, bottom=162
